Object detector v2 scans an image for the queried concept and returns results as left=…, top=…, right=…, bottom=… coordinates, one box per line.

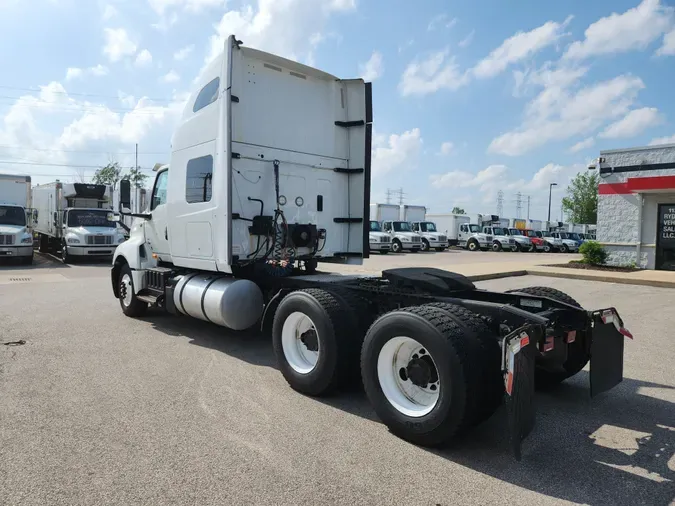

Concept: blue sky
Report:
left=1, top=0, right=675, bottom=221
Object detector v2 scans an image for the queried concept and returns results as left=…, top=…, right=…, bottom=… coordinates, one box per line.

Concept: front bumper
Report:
left=0, top=245, right=33, bottom=257
left=428, top=240, right=447, bottom=248
left=369, top=243, right=391, bottom=251
left=68, top=245, right=117, bottom=256
left=402, top=242, right=422, bottom=251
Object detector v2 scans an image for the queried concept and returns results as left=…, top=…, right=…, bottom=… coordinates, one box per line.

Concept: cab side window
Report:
left=412, top=223, right=419, bottom=232
left=185, top=156, right=213, bottom=204
left=193, top=77, right=220, bottom=113
left=383, top=222, right=391, bottom=232
left=460, top=225, right=467, bottom=232
left=151, top=170, right=169, bottom=210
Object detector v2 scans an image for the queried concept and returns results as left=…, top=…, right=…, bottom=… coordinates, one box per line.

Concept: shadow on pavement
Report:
left=142, top=312, right=675, bottom=505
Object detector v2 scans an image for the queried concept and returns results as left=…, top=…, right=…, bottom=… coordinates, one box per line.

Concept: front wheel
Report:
left=21, top=254, right=34, bottom=266
left=391, top=240, right=402, bottom=253
left=421, top=239, right=430, bottom=252
left=118, top=264, right=148, bottom=317
left=61, top=242, right=74, bottom=264
left=560, top=244, right=569, bottom=253
left=514, top=242, right=522, bottom=252
left=379, top=249, right=389, bottom=255
left=543, top=243, right=552, bottom=253
left=467, top=240, right=479, bottom=252
left=492, top=241, right=502, bottom=252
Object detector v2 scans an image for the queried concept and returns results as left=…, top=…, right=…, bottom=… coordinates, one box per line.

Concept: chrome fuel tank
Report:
left=173, top=273, right=264, bottom=331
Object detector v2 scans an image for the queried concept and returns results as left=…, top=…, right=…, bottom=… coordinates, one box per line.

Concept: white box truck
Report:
left=403, top=206, right=448, bottom=252
left=371, top=203, right=421, bottom=253
left=33, top=182, right=126, bottom=263
left=0, top=173, right=34, bottom=264
left=425, top=213, right=470, bottom=246
left=108, top=34, right=632, bottom=459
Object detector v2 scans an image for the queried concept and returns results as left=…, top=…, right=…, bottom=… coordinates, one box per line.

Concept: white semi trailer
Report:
left=0, top=173, right=34, bottom=264
left=33, top=182, right=126, bottom=263
left=110, top=34, right=632, bottom=459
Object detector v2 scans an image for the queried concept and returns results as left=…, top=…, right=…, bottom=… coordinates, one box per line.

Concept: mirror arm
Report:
left=119, top=208, right=151, bottom=220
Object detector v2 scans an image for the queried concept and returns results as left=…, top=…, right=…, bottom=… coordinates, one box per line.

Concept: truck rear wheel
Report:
left=360, top=306, right=481, bottom=447
left=118, top=264, right=148, bottom=317
left=272, top=288, right=359, bottom=396
left=506, top=286, right=589, bottom=386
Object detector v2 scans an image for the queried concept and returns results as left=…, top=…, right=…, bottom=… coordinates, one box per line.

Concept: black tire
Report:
left=422, top=303, right=503, bottom=425
left=467, top=239, right=479, bottom=252
left=421, top=239, right=430, bottom=252
left=304, top=258, right=318, bottom=273
left=379, top=249, right=389, bottom=254
left=505, top=286, right=589, bottom=385
left=543, top=243, right=552, bottom=253
left=272, top=289, right=359, bottom=396
left=514, top=242, right=522, bottom=252
left=560, top=243, right=569, bottom=253
left=361, top=306, right=479, bottom=447
left=118, top=263, right=148, bottom=317
left=61, top=241, right=73, bottom=264
left=391, top=239, right=402, bottom=253
left=492, top=241, right=502, bottom=252
left=21, top=254, right=33, bottom=266
left=409, top=248, right=419, bottom=253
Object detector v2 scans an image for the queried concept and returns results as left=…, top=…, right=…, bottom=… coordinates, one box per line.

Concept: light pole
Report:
left=548, top=183, right=558, bottom=222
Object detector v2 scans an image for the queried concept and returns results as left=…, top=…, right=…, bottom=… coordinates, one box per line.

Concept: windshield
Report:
left=558, top=232, right=570, bottom=239
left=370, top=220, right=382, bottom=232
left=469, top=224, right=480, bottom=233
left=508, top=228, right=522, bottom=236
left=535, top=231, right=543, bottom=238
left=420, top=222, right=437, bottom=232
left=492, top=227, right=505, bottom=235
left=568, top=233, right=580, bottom=240
left=524, top=230, right=536, bottom=238
left=67, top=210, right=115, bottom=228
left=0, top=205, right=26, bottom=226
left=393, top=221, right=412, bottom=232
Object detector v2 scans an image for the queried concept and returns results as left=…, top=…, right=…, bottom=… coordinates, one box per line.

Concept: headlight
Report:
left=67, top=237, right=81, bottom=244
left=21, top=236, right=33, bottom=244
left=118, top=237, right=125, bottom=243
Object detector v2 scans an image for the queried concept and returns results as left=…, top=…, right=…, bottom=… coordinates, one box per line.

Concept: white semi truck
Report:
left=0, top=173, right=34, bottom=264
left=110, top=35, right=632, bottom=459
left=403, top=206, right=448, bottom=252
left=32, top=182, right=126, bottom=263
left=371, top=203, right=422, bottom=253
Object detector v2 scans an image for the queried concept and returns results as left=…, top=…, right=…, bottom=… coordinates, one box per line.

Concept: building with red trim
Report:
left=597, top=143, right=675, bottom=270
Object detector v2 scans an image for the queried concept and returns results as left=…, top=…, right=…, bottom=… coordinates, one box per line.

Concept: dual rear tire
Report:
left=272, top=291, right=502, bottom=447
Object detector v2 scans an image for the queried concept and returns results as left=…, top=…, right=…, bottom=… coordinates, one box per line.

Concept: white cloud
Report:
left=473, top=17, right=572, bottom=79
left=431, top=165, right=507, bottom=189
left=151, top=12, right=179, bottom=32
left=489, top=74, right=645, bottom=156
left=458, top=30, right=474, bottom=48
left=439, top=141, right=454, bottom=155
left=399, top=50, right=469, bottom=96
left=103, top=28, right=137, bottom=62
left=649, top=134, right=675, bottom=145
left=65, top=68, right=83, bottom=81
left=428, top=14, right=457, bottom=31
left=599, top=107, right=663, bottom=138
left=398, top=39, right=414, bottom=53
left=564, top=0, right=674, bottom=60
left=135, top=49, right=153, bottom=67
left=102, top=4, right=117, bottom=20
left=569, top=137, right=595, bottom=153
left=161, top=70, right=180, bottom=83
left=147, top=0, right=224, bottom=15
left=203, top=0, right=356, bottom=75
left=174, top=44, right=195, bottom=61
left=371, top=128, right=422, bottom=177
left=359, top=51, right=383, bottom=81
left=65, top=64, right=110, bottom=81
left=656, top=27, right=675, bottom=55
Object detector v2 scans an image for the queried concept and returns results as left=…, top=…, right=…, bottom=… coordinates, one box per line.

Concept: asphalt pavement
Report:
left=1, top=258, right=674, bottom=505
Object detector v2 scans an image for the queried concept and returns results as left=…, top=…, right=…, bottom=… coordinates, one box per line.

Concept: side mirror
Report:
left=107, top=213, right=120, bottom=222
left=119, top=179, right=131, bottom=210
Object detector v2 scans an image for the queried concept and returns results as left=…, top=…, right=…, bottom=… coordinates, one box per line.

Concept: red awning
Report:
left=599, top=175, right=675, bottom=195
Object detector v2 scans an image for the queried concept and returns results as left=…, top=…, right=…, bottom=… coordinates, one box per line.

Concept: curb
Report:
left=526, top=268, right=675, bottom=289
left=467, top=270, right=528, bottom=282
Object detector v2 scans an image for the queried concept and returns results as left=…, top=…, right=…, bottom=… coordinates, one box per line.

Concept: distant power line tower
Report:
left=515, top=192, right=523, bottom=219
left=396, top=187, right=406, bottom=205
left=527, top=195, right=531, bottom=220
left=497, top=190, right=504, bottom=217
left=385, top=188, right=394, bottom=204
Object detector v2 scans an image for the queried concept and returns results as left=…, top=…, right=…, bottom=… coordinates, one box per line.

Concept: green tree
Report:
left=123, top=167, right=149, bottom=188
left=93, top=162, right=122, bottom=190
left=451, top=206, right=466, bottom=214
left=562, top=172, right=599, bottom=224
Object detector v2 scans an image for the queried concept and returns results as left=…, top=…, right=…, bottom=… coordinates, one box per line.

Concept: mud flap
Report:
left=590, top=309, right=628, bottom=397
left=503, top=329, right=537, bottom=461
